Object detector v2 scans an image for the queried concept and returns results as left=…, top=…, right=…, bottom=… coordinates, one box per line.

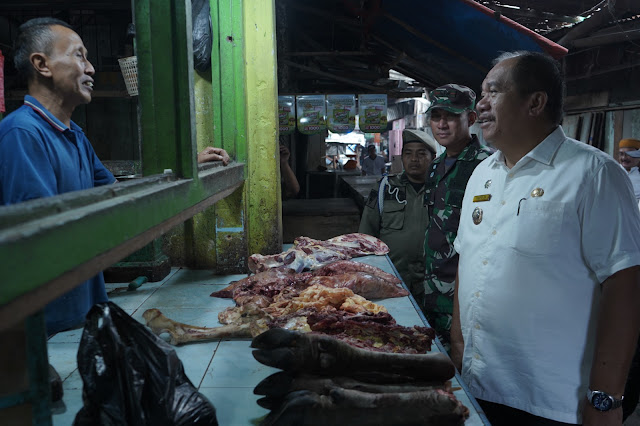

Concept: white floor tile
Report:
left=48, top=342, right=80, bottom=381
left=137, top=283, right=239, bottom=309
left=51, top=388, right=83, bottom=426
left=198, top=387, right=269, bottom=425
left=200, top=340, right=279, bottom=388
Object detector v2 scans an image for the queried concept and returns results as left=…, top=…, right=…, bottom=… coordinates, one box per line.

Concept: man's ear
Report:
left=467, top=110, right=477, bottom=126
left=30, top=52, right=52, bottom=78
left=528, top=92, right=548, bottom=117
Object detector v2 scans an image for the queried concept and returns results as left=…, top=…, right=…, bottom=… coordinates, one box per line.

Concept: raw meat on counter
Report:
left=144, top=286, right=434, bottom=353
left=248, top=233, right=390, bottom=273
left=305, top=273, right=407, bottom=300
left=211, top=260, right=407, bottom=308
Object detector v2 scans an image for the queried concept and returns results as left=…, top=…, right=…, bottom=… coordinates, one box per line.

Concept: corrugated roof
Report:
left=279, top=0, right=567, bottom=96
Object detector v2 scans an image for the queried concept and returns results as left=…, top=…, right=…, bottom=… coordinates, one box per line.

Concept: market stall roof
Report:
left=279, top=0, right=570, bottom=97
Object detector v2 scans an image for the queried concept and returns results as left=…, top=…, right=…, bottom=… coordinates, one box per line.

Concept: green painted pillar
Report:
left=187, top=70, right=220, bottom=269
left=243, top=0, right=282, bottom=256
left=175, top=0, right=281, bottom=272
left=210, top=0, right=249, bottom=273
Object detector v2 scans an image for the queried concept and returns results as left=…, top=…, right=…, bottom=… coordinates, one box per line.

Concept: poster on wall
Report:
left=296, top=95, right=326, bottom=135
left=358, top=94, right=387, bottom=133
left=278, top=96, right=295, bottom=135
left=326, top=94, right=356, bottom=134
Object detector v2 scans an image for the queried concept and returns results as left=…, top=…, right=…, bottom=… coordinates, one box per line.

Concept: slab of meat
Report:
left=306, top=310, right=434, bottom=354
left=210, top=268, right=310, bottom=299
left=144, top=298, right=434, bottom=354
left=211, top=261, right=406, bottom=307
left=248, top=233, right=389, bottom=273
left=304, top=273, right=408, bottom=300
left=263, top=285, right=387, bottom=317
left=268, top=308, right=435, bottom=354
left=312, top=260, right=400, bottom=284
left=211, top=268, right=313, bottom=307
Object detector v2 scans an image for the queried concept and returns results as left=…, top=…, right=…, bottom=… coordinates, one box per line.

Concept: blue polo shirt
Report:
left=0, top=95, right=116, bottom=335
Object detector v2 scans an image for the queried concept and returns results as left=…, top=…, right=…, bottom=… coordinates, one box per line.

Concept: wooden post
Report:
left=244, top=0, right=282, bottom=256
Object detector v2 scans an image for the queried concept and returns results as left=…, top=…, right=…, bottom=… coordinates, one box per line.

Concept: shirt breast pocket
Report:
left=509, top=199, right=564, bottom=257
left=381, top=202, right=405, bottom=230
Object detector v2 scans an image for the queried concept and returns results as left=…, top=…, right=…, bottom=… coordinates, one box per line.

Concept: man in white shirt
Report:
left=451, top=51, right=640, bottom=426
left=361, top=144, right=386, bottom=176
left=617, top=138, right=640, bottom=201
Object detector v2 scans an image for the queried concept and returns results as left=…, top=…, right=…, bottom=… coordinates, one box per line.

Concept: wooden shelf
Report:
left=5, top=90, right=132, bottom=101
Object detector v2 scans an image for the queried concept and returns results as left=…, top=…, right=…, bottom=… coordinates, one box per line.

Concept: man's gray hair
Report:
left=492, top=50, right=528, bottom=66
left=14, top=17, right=73, bottom=82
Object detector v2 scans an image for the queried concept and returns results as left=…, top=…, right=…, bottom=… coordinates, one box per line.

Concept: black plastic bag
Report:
left=74, top=302, right=218, bottom=426
left=192, top=0, right=213, bottom=72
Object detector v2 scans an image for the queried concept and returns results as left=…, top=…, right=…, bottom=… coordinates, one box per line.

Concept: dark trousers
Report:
left=623, top=336, right=640, bottom=420
left=478, top=399, right=579, bottom=426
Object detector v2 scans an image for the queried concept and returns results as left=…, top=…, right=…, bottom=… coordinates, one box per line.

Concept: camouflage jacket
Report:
left=423, top=136, right=491, bottom=315
left=358, top=172, right=429, bottom=299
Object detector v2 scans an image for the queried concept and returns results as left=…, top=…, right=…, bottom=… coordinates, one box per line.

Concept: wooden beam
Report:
left=283, top=2, right=442, bottom=88
left=558, top=0, right=639, bottom=46
left=212, top=0, right=249, bottom=274
left=285, top=51, right=375, bottom=57
left=5, top=90, right=130, bottom=101
left=367, top=34, right=441, bottom=88
left=283, top=59, right=387, bottom=93
left=566, top=59, right=640, bottom=81
left=0, top=163, right=245, bottom=331
left=487, top=3, right=583, bottom=24
left=613, top=110, right=624, bottom=158
left=0, top=182, right=242, bottom=333
left=385, top=52, right=408, bottom=73
left=244, top=0, right=283, bottom=259
left=571, top=29, right=640, bottom=48
left=381, top=12, right=488, bottom=75
left=287, top=2, right=361, bottom=29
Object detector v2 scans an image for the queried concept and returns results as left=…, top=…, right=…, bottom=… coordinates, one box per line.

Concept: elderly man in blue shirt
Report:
left=0, top=17, right=116, bottom=335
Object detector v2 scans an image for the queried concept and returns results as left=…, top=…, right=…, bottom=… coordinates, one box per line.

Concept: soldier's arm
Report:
left=358, top=189, right=382, bottom=238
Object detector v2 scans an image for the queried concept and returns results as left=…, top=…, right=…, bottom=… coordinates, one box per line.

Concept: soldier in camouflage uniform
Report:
left=359, top=129, right=436, bottom=300
left=422, top=84, right=492, bottom=352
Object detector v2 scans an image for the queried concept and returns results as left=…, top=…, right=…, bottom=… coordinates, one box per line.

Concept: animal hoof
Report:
left=254, top=371, right=295, bottom=396
left=252, top=347, right=297, bottom=370
left=251, top=328, right=301, bottom=349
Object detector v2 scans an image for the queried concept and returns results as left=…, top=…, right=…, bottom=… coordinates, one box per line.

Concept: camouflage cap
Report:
left=427, top=84, right=476, bottom=115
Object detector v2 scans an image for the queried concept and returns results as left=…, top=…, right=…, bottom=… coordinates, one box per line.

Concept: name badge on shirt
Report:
left=472, top=194, right=491, bottom=202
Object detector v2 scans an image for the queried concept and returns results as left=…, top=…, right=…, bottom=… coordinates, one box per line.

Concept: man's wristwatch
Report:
left=586, top=388, right=624, bottom=411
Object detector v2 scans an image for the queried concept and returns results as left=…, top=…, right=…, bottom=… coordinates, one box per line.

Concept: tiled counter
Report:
left=49, top=255, right=490, bottom=425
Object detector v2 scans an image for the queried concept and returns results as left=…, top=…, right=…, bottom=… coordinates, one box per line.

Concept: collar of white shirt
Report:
left=488, top=126, right=566, bottom=169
